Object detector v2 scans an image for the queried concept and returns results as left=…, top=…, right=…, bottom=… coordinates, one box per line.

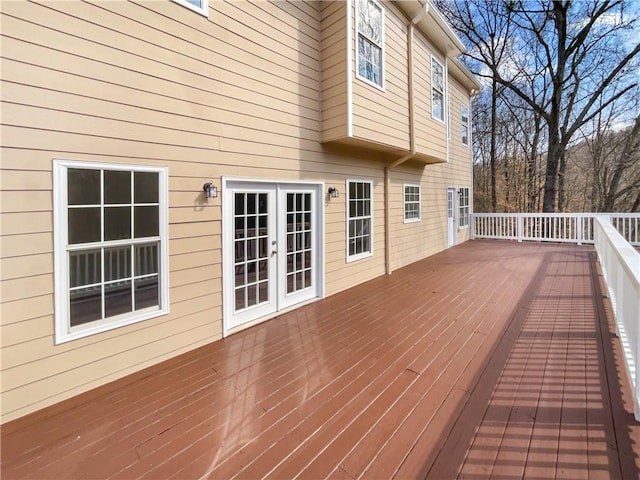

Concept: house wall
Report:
left=413, top=34, right=448, bottom=160
left=0, top=0, right=474, bottom=423
left=350, top=0, right=410, bottom=150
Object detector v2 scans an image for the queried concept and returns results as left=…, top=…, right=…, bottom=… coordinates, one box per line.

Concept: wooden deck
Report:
left=2, top=240, right=639, bottom=479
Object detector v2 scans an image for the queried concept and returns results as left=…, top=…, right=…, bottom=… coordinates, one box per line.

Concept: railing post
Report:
left=577, top=216, right=583, bottom=245
left=517, top=215, right=523, bottom=242
left=471, top=214, right=475, bottom=239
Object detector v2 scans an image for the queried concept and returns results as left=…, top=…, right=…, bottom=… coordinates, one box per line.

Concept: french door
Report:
left=447, top=188, right=457, bottom=247
left=224, top=181, right=321, bottom=332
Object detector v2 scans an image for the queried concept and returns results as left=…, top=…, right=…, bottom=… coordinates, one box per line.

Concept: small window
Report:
left=432, top=57, right=445, bottom=122
left=356, top=0, right=384, bottom=88
left=459, top=187, right=470, bottom=228
left=54, top=160, right=169, bottom=343
left=461, top=104, right=470, bottom=146
left=347, top=179, right=373, bottom=261
left=403, top=184, right=421, bottom=223
left=171, top=0, right=208, bottom=16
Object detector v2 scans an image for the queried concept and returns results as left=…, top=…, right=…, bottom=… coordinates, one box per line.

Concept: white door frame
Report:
left=447, top=187, right=457, bottom=247
left=222, top=178, right=325, bottom=337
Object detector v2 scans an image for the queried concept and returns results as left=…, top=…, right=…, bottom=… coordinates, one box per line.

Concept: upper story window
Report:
left=432, top=57, right=445, bottom=122
left=459, top=187, right=470, bottom=227
left=53, top=160, right=169, bottom=344
left=461, top=104, right=470, bottom=145
left=356, top=0, right=384, bottom=89
left=171, top=0, right=208, bottom=16
left=403, top=184, right=421, bottom=223
left=347, top=179, right=373, bottom=261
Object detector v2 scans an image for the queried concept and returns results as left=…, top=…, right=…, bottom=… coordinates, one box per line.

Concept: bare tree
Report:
left=439, top=0, right=640, bottom=212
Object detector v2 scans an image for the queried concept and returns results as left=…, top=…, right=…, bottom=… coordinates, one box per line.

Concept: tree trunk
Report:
left=557, top=151, right=566, bottom=212
left=542, top=133, right=562, bottom=212
left=490, top=79, right=498, bottom=212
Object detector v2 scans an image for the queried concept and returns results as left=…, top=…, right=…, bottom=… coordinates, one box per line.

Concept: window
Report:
left=347, top=179, right=373, bottom=261
left=171, top=0, right=208, bottom=16
left=403, top=184, right=421, bottom=223
left=461, top=104, right=470, bottom=146
left=459, top=187, right=470, bottom=228
left=356, top=0, right=384, bottom=88
left=54, top=160, right=168, bottom=343
left=432, top=57, right=445, bottom=122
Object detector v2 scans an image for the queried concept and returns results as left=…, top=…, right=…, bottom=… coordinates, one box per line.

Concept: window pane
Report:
left=433, top=91, right=443, bottom=120
left=135, top=243, right=159, bottom=276
left=105, top=281, right=132, bottom=318
left=105, top=246, right=131, bottom=281
left=358, top=0, right=382, bottom=44
left=134, top=172, right=159, bottom=204
left=135, top=276, right=159, bottom=310
left=134, top=206, right=159, bottom=238
left=68, top=207, right=101, bottom=244
left=235, top=193, right=245, bottom=215
left=235, top=287, right=245, bottom=311
left=105, top=206, right=132, bottom=241
left=69, top=250, right=101, bottom=288
left=68, top=169, right=100, bottom=205
left=247, top=193, right=256, bottom=214
left=70, top=285, right=102, bottom=327
left=104, top=170, right=131, bottom=204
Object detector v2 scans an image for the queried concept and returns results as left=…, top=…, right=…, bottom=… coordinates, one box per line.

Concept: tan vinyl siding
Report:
left=413, top=34, right=447, bottom=160
left=351, top=1, right=410, bottom=150
left=321, top=1, right=349, bottom=142
left=0, top=0, right=473, bottom=423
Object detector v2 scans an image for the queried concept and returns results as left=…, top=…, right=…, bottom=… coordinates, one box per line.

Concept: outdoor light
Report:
left=328, top=187, right=339, bottom=199
left=203, top=182, right=218, bottom=199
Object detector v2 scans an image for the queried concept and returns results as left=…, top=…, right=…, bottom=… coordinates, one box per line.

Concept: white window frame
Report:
left=355, top=0, right=385, bottom=90
left=403, top=184, right=421, bottom=223
left=346, top=179, right=374, bottom=262
left=459, top=187, right=470, bottom=228
left=461, top=104, right=470, bottom=146
left=171, top=0, right=208, bottom=17
left=431, top=56, right=445, bottom=123
left=53, top=159, right=169, bottom=344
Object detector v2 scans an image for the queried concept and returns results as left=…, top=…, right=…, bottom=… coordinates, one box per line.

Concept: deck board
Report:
left=1, top=240, right=639, bottom=480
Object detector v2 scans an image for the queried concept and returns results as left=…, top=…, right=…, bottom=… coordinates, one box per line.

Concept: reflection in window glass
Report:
left=347, top=180, right=373, bottom=260
left=57, top=163, right=165, bottom=340
left=356, top=0, right=384, bottom=87
left=432, top=58, right=445, bottom=121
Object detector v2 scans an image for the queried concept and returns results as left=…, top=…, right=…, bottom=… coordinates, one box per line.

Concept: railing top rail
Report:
left=473, top=212, right=640, bottom=218
left=595, top=217, right=640, bottom=284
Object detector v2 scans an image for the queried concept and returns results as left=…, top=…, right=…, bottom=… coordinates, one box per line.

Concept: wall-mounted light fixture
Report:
left=203, top=182, right=218, bottom=199
left=328, top=187, right=339, bottom=199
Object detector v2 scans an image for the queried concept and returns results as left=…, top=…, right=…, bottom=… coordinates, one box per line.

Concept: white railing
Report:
left=594, top=216, right=640, bottom=421
left=472, top=213, right=640, bottom=246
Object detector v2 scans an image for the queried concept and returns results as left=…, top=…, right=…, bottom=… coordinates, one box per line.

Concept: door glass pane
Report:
left=285, top=192, right=312, bottom=294
left=104, top=170, right=131, bottom=204
left=234, top=191, right=269, bottom=312
left=235, top=287, right=245, bottom=311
